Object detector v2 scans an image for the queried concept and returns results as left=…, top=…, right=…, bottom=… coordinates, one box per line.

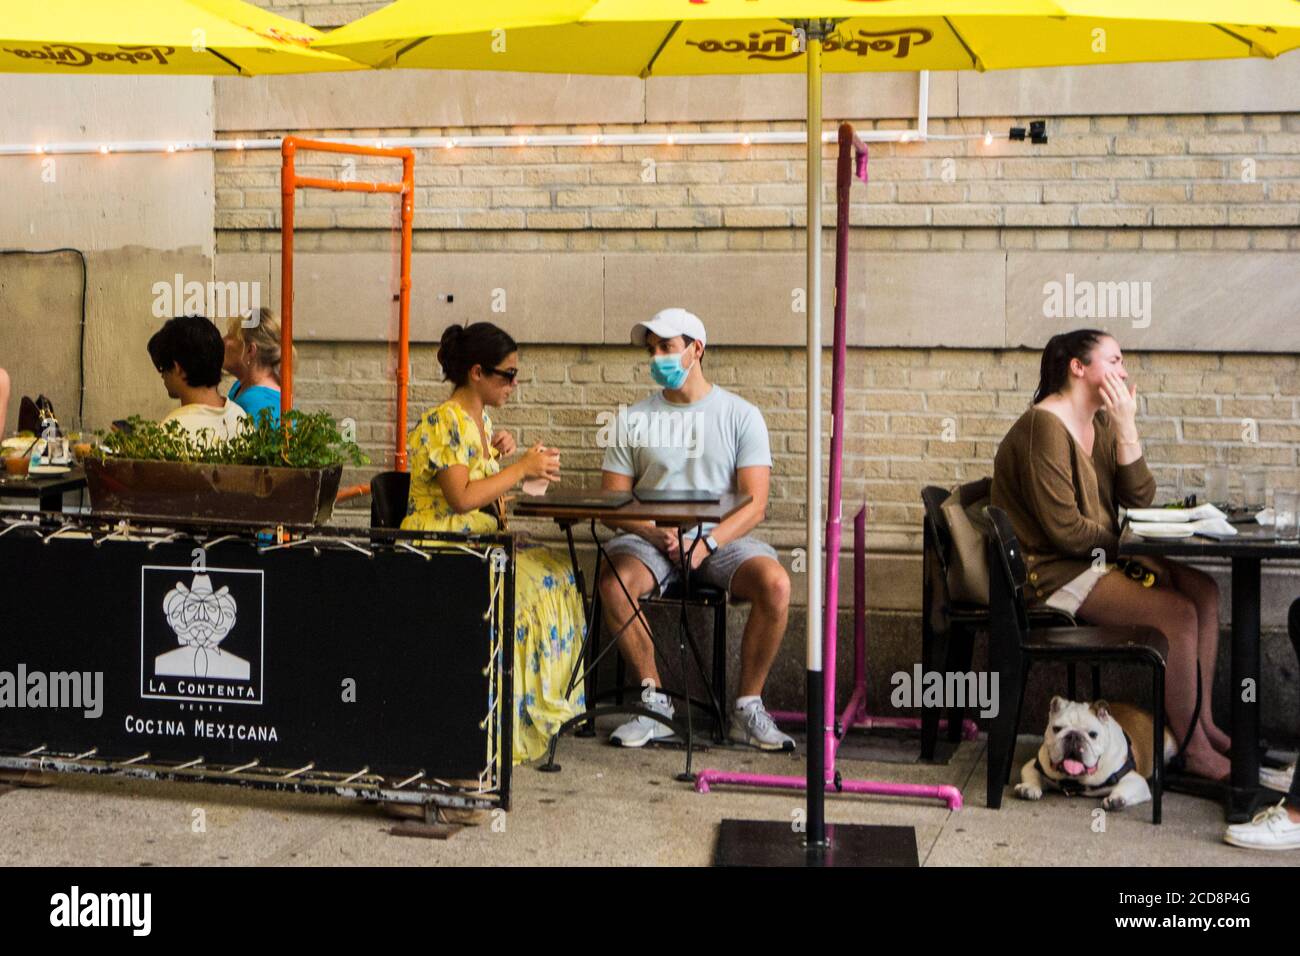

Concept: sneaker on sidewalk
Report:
left=1224, top=801, right=1300, bottom=851
left=609, top=692, right=676, bottom=748
left=1261, top=763, right=1296, bottom=792
left=730, top=700, right=796, bottom=752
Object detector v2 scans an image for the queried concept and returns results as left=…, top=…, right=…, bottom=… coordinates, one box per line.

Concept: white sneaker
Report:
left=1223, top=801, right=1300, bottom=851
left=609, top=692, right=676, bottom=748
left=1261, top=763, right=1296, bottom=792
left=730, top=700, right=796, bottom=752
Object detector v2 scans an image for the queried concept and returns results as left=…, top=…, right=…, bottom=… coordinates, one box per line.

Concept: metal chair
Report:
left=919, top=483, right=1082, bottom=761
left=586, top=582, right=730, bottom=743
left=984, top=505, right=1169, bottom=823
left=369, top=470, right=411, bottom=529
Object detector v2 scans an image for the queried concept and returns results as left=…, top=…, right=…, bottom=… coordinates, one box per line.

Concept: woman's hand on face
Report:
left=491, top=429, right=517, bottom=457
left=519, top=441, right=561, bottom=482
left=1100, top=370, right=1139, bottom=440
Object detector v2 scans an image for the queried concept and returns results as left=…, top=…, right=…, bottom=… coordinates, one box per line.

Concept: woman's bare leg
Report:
left=1078, top=569, right=1230, bottom=781
left=1158, top=558, right=1231, bottom=754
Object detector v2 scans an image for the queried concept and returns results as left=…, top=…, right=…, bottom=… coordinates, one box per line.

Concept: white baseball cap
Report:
left=630, top=308, right=707, bottom=348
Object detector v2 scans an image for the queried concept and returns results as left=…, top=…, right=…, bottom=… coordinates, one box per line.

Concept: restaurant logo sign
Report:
left=140, top=566, right=265, bottom=705
left=685, top=27, right=931, bottom=61
left=1, top=44, right=178, bottom=68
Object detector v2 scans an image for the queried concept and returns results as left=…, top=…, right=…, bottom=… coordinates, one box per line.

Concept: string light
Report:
left=0, top=127, right=1035, bottom=158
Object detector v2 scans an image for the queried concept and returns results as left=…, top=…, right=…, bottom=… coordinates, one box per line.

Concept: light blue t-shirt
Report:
left=600, top=385, right=772, bottom=536
left=228, top=381, right=281, bottom=426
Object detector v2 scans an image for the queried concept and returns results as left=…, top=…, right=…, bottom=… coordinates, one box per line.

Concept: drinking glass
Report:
left=1276, top=491, right=1300, bottom=541
left=1243, top=470, right=1266, bottom=512
left=1205, top=465, right=1229, bottom=508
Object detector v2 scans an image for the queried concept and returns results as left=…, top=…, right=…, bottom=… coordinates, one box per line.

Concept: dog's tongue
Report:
left=1062, top=759, right=1087, bottom=776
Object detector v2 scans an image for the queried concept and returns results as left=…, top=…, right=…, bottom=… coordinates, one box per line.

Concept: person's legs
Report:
left=1077, top=569, right=1230, bottom=781
left=597, top=554, right=662, bottom=688
left=726, top=555, right=791, bottom=699
left=1157, top=557, right=1231, bottom=753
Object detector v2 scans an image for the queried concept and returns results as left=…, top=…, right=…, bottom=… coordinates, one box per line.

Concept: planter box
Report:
left=83, top=458, right=342, bottom=527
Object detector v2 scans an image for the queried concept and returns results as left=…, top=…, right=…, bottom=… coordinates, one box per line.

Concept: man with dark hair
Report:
left=599, top=308, right=794, bottom=752
left=148, top=316, right=246, bottom=442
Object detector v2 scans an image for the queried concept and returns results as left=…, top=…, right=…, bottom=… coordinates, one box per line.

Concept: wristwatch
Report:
left=704, top=535, right=720, bottom=555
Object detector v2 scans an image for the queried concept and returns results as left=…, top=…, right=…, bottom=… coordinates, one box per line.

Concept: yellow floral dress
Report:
left=401, top=399, right=586, bottom=764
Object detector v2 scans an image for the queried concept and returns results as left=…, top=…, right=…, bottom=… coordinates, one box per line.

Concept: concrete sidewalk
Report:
left=0, top=732, right=1294, bottom=867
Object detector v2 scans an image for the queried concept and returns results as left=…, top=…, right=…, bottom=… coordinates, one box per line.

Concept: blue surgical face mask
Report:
left=650, top=350, right=692, bottom=390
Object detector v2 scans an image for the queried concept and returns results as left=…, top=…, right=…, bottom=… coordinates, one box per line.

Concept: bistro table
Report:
left=1119, top=520, right=1300, bottom=822
left=0, top=466, right=86, bottom=512
left=513, top=492, right=752, bottom=781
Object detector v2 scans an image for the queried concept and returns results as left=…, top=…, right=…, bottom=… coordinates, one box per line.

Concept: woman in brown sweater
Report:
left=993, top=329, right=1230, bottom=782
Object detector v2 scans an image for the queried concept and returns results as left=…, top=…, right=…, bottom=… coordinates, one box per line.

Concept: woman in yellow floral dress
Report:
left=402, top=322, right=585, bottom=764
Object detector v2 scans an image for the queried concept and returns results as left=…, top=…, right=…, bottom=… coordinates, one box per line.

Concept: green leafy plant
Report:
left=93, top=410, right=369, bottom=469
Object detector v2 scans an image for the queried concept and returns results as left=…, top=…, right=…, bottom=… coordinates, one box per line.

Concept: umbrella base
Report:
left=712, top=819, right=918, bottom=867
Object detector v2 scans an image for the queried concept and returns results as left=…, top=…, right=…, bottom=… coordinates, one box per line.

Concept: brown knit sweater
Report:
left=991, top=407, right=1156, bottom=605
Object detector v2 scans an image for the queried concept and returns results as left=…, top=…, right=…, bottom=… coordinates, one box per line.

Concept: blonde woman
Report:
left=223, top=307, right=285, bottom=425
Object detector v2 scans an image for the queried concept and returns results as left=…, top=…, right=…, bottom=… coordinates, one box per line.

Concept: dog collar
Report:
left=1036, top=730, right=1136, bottom=796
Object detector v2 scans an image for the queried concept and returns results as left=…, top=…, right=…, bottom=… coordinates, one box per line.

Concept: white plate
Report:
left=1131, top=524, right=1195, bottom=539
left=27, top=464, right=71, bottom=475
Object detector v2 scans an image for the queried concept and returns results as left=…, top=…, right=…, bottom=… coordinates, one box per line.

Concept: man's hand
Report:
left=491, top=429, right=517, bottom=457
left=640, top=525, right=680, bottom=555
left=685, top=536, right=709, bottom=570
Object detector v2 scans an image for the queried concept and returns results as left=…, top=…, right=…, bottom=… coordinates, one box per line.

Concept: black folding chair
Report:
left=369, top=470, right=411, bottom=529
left=919, top=483, right=1081, bottom=761
left=585, top=582, right=730, bottom=742
left=984, top=505, right=1169, bottom=823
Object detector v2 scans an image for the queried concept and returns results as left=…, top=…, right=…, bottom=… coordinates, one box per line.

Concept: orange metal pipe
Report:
left=279, top=135, right=416, bottom=478
left=395, top=152, right=414, bottom=472
left=294, top=176, right=405, bottom=194
left=284, top=139, right=406, bottom=159
left=335, top=483, right=371, bottom=502
left=280, top=138, right=296, bottom=419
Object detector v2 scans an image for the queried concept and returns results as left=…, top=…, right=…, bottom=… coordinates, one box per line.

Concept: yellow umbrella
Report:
left=319, top=1, right=1300, bottom=73
left=318, top=0, right=1300, bottom=858
left=1, top=0, right=360, bottom=74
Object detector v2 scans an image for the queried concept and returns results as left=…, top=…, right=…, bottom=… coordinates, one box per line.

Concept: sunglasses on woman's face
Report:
left=486, top=367, right=519, bottom=383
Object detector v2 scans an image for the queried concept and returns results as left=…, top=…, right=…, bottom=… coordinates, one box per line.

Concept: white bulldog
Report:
left=1015, top=696, right=1175, bottom=811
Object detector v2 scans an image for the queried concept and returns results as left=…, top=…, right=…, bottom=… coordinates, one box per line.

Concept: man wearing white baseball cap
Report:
left=597, top=308, right=795, bottom=752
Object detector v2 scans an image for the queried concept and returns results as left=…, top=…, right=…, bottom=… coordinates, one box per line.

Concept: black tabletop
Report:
left=513, top=492, right=751, bottom=527
left=1120, top=521, right=1300, bottom=559
left=0, top=466, right=87, bottom=497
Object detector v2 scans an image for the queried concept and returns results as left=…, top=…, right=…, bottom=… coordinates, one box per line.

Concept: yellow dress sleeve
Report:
left=419, top=405, right=478, bottom=475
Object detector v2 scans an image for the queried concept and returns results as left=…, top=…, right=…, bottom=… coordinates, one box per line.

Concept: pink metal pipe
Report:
left=693, top=124, right=966, bottom=810
left=693, top=769, right=963, bottom=810
left=769, top=490, right=976, bottom=741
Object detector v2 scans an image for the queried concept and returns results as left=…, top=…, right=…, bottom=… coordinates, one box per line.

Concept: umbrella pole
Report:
left=710, top=21, right=918, bottom=869
left=804, top=33, right=826, bottom=852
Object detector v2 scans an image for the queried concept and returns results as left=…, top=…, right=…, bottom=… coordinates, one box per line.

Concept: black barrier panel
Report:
left=0, top=532, right=512, bottom=783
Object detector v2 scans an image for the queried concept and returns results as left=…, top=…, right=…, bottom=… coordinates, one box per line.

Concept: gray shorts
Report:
left=602, top=533, right=779, bottom=598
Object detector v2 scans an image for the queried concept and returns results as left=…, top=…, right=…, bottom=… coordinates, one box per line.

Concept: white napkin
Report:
left=1125, top=503, right=1227, bottom=523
